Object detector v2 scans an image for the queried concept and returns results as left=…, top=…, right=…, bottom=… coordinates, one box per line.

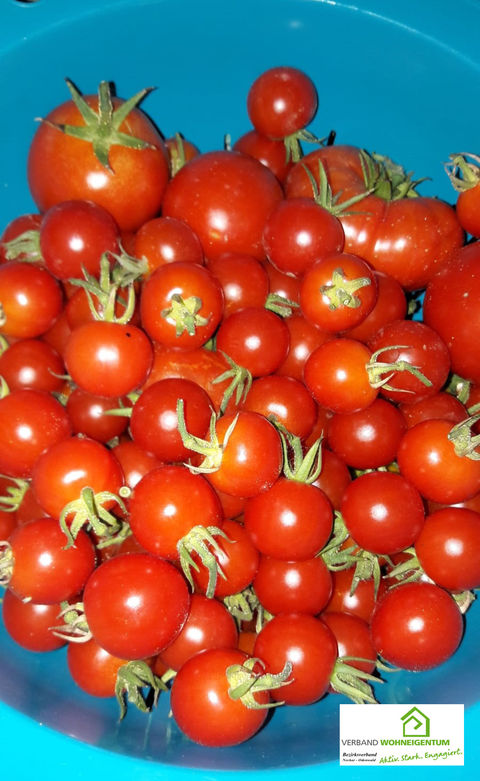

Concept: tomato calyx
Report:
left=177, top=524, right=231, bottom=598
left=1, top=229, right=42, bottom=263
left=277, top=424, right=323, bottom=484
left=226, top=657, right=293, bottom=709
left=284, top=128, right=328, bottom=164
left=320, top=267, right=372, bottom=311
left=385, top=547, right=425, bottom=586
left=446, top=373, right=472, bottom=406
left=50, top=601, right=92, bottom=643
left=320, top=512, right=385, bottom=598
left=0, top=475, right=29, bottom=512
left=303, top=160, right=372, bottom=216
left=115, top=660, right=168, bottom=721
left=447, top=414, right=480, bottom=459
left=330, top=657, right=381, bottom=704
left=224, top=586, right=260, bottom=624
left=69, top=254, right=137, bottom=324
left=452, top=590, right=477, bottom=615
left=161, top=294, right=210, bottom=337
left=41, top=79, right=157, bottom=172
left=264, top=292, right=299, bottom=318
left=176, top=398, right=238, bottom=474
left=0, top=540, right=14, bottom=588
left=445, top=152, right=480, bottom=193
left=360, top=150, right=425, bottom=201
left=212, top=351, right=252, bottom=414
left=59, top=485, right=132, bottom=548
left=366, top=345, right=433, bottom=393
left=167, top=132, right=190, bottom=176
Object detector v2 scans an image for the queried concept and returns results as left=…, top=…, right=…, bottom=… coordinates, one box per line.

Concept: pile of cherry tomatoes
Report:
left=1, top=66, right=480, bottom=748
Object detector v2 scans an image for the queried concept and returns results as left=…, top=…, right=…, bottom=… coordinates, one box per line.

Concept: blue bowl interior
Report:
left=1, top=0, right=480, bottom=778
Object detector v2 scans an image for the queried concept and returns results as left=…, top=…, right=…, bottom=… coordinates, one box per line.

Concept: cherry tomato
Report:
left=66, top=387, right=131, bottom=443
left=140, top=261, right=224, bottom=349
left=241, top=374, right=317, bottom=440
left=300, top=253, right=377, bottom=332
left=340, top=471, right=425, bottom=555
left=207, top=253, right=269, bottom=316
left=31, top=435, right=124, bottom=520
left=254, top=613, right=337, bottom=705
left=128, top=465, right=223, bottom=560
left=67, top=637, right=134, bottom=698
left=2, top=589, right=66, bottom=653
left=39, top=199, right=120, bottom=280
left=262, top=198, right=345, bottom=278
left=215, top=307, right=290, bottom=377
left=5, top=516, right=96, bottom=604
left=370, top=581, right=463, bottom=671
left=133, top=216, right=204, bottom=274
left=244, top=477, right=332, bottom=560
left=158, top=594, right=238, bottom=671
left=64, top=321, right=153, bottom=398
left=0, top=338, right=65, bottom=394
left=233, top=129, right=294, bottom=182
left=129, top=377, right=212, bottom=463
left=247, top=66, right=318, bottom=140
left=414, top=507, right=480, bottom=591
left=322, top=612, right=376, bottom=675
left=0, top=389, right=72, bottom=478
left=0, top=261, right=63, bottom=339
left=161, top=150, right=283, bottom=262
left=170, top=648, right=270, bottom=747
left=253, top=555, right=333, bottom=615
left=397, top=419, right=480, bottom=504
left=83, top=552, right=190, bottom=659
left=191, top=519, right=260, bottom=598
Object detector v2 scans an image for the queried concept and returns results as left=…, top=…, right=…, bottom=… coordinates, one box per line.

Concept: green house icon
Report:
left=401, top=707, right=430, bottom=738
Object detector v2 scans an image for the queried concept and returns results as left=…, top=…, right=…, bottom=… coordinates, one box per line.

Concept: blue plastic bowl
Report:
left=1, top=1, right=480, bottom=779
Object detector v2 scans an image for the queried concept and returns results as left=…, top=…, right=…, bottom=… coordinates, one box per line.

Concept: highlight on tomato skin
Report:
left=2, top=63, right=480, bottom=748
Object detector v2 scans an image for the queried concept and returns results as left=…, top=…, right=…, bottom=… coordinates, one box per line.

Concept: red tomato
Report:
left=275, top=312, right=331, bottom=382
left=67, top=637, right=134, bottom=698
left=27, top=81, right=170, bottom=232
left=0, top=338, right=65, bottom=393
left=83, top=553, right=190, bottom=659
left=423, top=241, right=480, bottom=384
left=367, top=319, right=451, bottom=404
left=207, top=253, right=269, bottom=316
left=324, top=567, right=385, bottom=623
left=0, top=389, right=72, bottom=478
left=204, top=411, right=283, bottom=498
left=0, top=261, right=64, bottom=339
left=129, top=377, right=213, bottom=463
left=64, top=321, right=153, bottom=398
left=397, top=419, right=480, bottom=504
left=2, top=590, right=66, bottom=653
left=345, top=271, right=407, bottom=343
left=128, top=465, right=223, bottom=560
left=322, top=612, right=376, bottom=675
left=300, top=253, right=378, bottom=332
left=304, top=338, right=378, bottom=413
left=161, top=150, right=283, bottom=261
left=399, top=392, right=467, bottom=429
left=65, top=388, right=131, bottom=443
left=4, top=516, right=96, bottom=603
left=140, top=261, right=224, bottom=349
left=0, top=213, right=42, bottom=264
left=414, top=507, right=480, bottom=591
left=340, top=471, right=425, bottom=555
left=326, top=398, right=406, bottom=470
left=39, top=199, right=120, bottom=280
left=262, top=198, right=345, bottom=278
left=254, top=613, right=337, bottom=705
left=233, top=129, right=294, bottom=182
left=133, top=216, right=204, bottom=274
left=215, top=307, right=290, bottom=377
left=253, top=555, right=333, bottom=615
left=244, top=477, right=332, bottom=560
left=31, top=435, right=124, bottom=520
left=191, top=519, right=260, bottom=598
left=158, top=594, right=238, bottom=671
left=370, top=581, right=463, bottom=671
left=246, top=66, right=318, bottom=140
left=241, top=374, right=317, bottom=440
left=170, top=648, right=270, bottom=747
